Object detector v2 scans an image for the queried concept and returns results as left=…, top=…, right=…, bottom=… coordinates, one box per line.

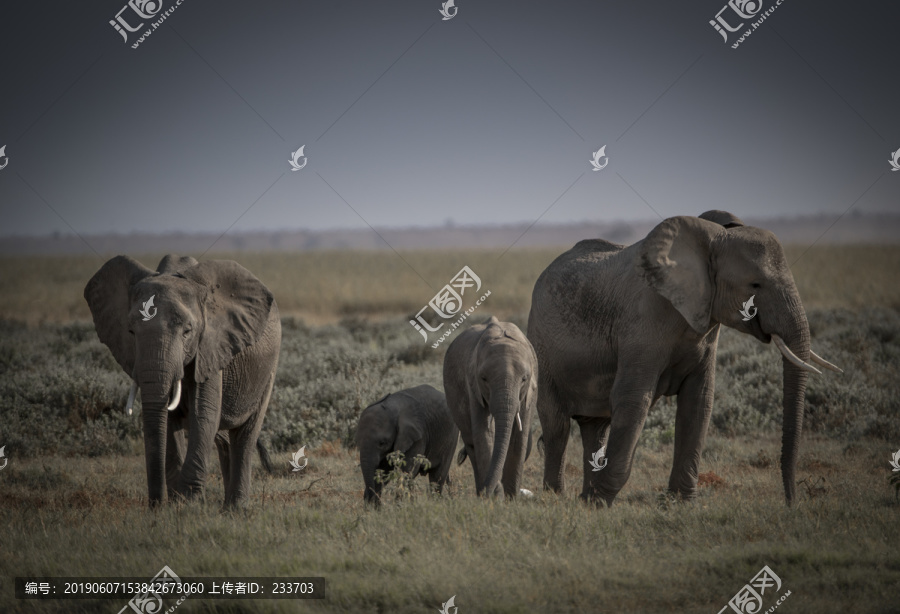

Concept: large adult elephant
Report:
left=444, top=317, right=537, bottom=497
left=527, top=212, right=841, bottom=506
left=84, top=254, right=281, bottom=508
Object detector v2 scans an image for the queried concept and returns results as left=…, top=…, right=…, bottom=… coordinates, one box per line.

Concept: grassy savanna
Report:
left=1, top=245, right=899, bottom=613
left=2, top=245, right=900, bottom=324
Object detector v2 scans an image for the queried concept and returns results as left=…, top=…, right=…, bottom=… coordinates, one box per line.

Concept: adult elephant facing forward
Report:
left=528, top=212, right=841, bottom=506
left=85, top=254, right=281, bottom=508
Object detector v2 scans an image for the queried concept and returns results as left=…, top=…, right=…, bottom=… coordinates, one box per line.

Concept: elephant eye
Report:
left=521, top=374, right=528, bottom=381
left=751, top=283, right=761, bottom=289
left=183, top=328, right=192, bottom=337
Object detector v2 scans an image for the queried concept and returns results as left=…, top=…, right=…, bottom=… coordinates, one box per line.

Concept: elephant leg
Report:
left=215, top=432, right=232, bottom=502
left=501, top=407, right=531, bottom=497
left=589, top=370, right=655, bottom=506
left=177, top=371, right=223, bottom=500
left=539, top=379, right=570, bottom=493
left=225, top=371, right=276, bottom=508
left=399, top=440, right=427, bottom=481
left=165, top=413, right=187, bottom=501
left=668, top=364, right=716, bottom=500
left=428, top=462, right=449, bottom=493
left=575, top=415, right=611, bottom=499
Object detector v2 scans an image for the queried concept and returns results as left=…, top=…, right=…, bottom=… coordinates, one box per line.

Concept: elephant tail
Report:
left=456, top=447, right=468, bottom=466
left=256, top=438, right=276, bottom=475
left=537, top=434, right=545, bottom=457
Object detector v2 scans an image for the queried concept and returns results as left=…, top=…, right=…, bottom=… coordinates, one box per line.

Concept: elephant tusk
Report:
left=770, top=334, right=822, bottom=374
left=516, top=412, right=523, bottom=431
left=125, top=381, right=138, bottom=416
left=167, top=380, right=182, bottom=410
left=809, top=350, right=843, bottom=373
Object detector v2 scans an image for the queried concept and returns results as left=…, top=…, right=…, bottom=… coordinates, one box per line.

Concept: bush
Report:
left=1, top=306, right=897, bottom=459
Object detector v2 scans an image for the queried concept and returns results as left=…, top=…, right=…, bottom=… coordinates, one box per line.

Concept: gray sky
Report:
left=0, top=0, right=898, bottom=240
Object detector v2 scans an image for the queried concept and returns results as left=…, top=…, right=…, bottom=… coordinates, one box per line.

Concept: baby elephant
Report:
left=356, top=384, right=460, bottom=504
left=444, top=316, right=537, bottom=497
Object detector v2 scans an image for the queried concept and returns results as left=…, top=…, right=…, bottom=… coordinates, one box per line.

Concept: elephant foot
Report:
left=579, top=490, right=614, bottom=508
left=222, top=497, right=251, bottom=512
left=665, top=488, right=698, bottom=503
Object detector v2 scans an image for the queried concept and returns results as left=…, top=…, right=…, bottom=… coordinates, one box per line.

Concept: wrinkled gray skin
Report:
left=356, top=384, right=459, bottom=505
left=84, top=255, right=281, bottom=508
left=444, top=317, right=537, bottom=497
left=528, top=211, right=840, bottom=506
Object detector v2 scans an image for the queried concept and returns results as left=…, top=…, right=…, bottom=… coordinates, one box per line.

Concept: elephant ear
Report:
left=181, top=260, right=275, bottom=383
left=637, top=216, right=723, bottom=335
left=394, top=411, right=425, bottom=455
left=83, top=255, right=155, bottom=374
left=698, top=210, right=744, bottom=228
left=156, top=254, right=199, bottom=274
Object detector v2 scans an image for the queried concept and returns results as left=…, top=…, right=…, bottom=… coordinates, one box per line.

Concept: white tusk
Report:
left=809, top=350, right=843, bottom=374
left=167, top=380, right=182, bottom=410
left=770, top=334, right=822, bottom=374
left=125, top=381, right=138, bottom=416
left=516, top=412, right=523, bottom=431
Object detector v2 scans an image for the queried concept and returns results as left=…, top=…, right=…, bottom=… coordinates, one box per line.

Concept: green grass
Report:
left=2, top=246, right=900, bottom=612
left=1, top=436, right=897, bottom=613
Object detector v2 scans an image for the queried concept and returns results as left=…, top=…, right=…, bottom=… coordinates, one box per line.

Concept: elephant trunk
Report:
left=135, top=340, right=183, bottom=507
left=774, top=299, right=811, bottom=506
left=140, top=386, right=170, bottom=507
left=360, top=453, right=383, bottom=504
left=482, top=383, right=515, bottom=496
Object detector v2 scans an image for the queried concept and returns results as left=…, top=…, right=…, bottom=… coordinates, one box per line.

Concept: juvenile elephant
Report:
left=84, top=254, right=281, bottom=508
left=444, top=317, right=537, bottom=497
left=356, top=385, right=459, bottom=504
left=528, top=212, right=841, bottom=506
